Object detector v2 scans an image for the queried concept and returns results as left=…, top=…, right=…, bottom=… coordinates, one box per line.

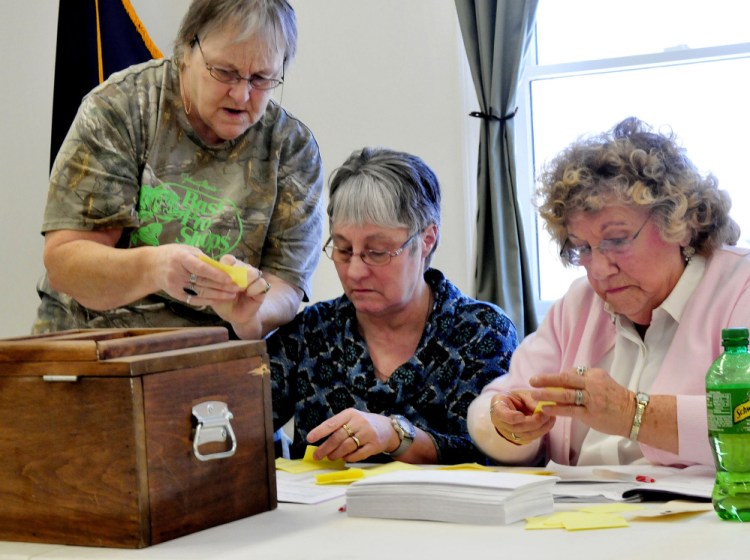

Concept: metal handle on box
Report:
left=191, top=401, right=237, bottom=461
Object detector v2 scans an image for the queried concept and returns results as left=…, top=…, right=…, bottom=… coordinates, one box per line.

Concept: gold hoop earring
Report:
left=179, top=71, right=191, bottom=115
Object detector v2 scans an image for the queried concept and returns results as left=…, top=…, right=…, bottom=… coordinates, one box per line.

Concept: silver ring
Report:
left=183, top=284, right=198, bottom=297
left=510, top=432, right=521, bottom=442
left=575, top=389, right=585, bottom=406
left=350, top=434, right=362, bottom=449
left=189, top=273, right=198, bottom=284
left=263, top=280, right=271, bottom=294
left=186, top=294, right=192, bottom=305
left=576, top=365, right=587, bottom=376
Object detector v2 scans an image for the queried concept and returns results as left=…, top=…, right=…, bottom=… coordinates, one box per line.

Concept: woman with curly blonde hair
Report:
left=469, top=117, right=750, bottom=467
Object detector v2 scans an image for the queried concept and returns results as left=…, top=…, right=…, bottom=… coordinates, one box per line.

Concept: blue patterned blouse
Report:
left=266, top=268, right=518, bottom=464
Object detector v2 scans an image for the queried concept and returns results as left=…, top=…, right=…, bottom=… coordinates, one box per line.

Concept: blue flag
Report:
left=50, top=0, right=162, bottom=168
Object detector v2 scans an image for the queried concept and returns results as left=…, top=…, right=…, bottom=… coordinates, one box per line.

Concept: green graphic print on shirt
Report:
left=131, top=177, right=242, bottom=259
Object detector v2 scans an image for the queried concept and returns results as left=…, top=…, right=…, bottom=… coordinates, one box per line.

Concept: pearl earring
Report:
left=682, top=245, right=696, bottom=263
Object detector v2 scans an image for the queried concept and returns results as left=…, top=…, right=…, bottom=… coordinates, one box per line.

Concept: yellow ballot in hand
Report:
left=198, top=255, right=249, bottom=288
left=534, top=401, right=556, bottom=414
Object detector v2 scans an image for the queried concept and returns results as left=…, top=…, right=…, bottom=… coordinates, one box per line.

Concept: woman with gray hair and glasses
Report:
left=266, top=147, right=518, bottom=464
left=469, top=117, right=750, bottom=468
left=34, top=0, right=323, bottom=340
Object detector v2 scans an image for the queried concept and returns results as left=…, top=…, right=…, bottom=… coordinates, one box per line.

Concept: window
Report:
left=516, top=0, right=750, bottom=316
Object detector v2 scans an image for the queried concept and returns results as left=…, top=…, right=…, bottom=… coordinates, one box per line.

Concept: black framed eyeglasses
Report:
left=560, top=215, right=650, bottom=266
left=191, top=35, right=284, bottom=90
left=323, top=231, right=421, bottom=266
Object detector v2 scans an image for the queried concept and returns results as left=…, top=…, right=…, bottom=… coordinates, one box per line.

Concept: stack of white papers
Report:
left=345, top=469, right=559, bottom=525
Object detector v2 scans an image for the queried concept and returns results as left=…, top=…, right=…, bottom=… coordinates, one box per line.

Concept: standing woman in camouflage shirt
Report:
left=34, top=0, right=323, bottom=340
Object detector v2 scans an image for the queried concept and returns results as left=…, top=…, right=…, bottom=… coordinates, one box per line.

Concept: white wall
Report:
left=0, top=0, right=477, bottom=338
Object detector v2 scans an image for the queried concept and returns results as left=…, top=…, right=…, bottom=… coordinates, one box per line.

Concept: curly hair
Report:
left=536, top=117, right=739, bottom=261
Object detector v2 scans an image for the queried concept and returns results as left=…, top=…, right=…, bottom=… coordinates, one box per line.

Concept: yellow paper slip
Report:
left=315, top=460, right=421, bottom=485
left=303, top=446, right=347, bottom=469
left=631, top=501, right=713, bottom=519
left=526, top=511, right=629, bottom=531
left=198, top=255, right=249, bottom=288
left=534, top=401, right=556, bottom=414
left=437, top=463, right=495, bottom=471
left=316, top=469, right=366, bottom=485
left=275, top=446, right=347, bottom=473
left=275, top=457, right=326, bottom=474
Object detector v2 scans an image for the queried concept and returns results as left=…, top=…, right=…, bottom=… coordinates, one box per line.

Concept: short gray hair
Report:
left=173, top=0, right=296, bottom=66
left=327, top=147, right=441, bottom=265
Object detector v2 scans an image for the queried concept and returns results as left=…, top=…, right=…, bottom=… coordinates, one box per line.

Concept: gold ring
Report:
left=576, top=365, right=588, bottom=376
left=510, top=432, right=521, bottom=441
left=351, top=435, right=361, bottom=449
left=575, top=389, right=585, bottom=406
left=342, top=423, right=354, bottom=437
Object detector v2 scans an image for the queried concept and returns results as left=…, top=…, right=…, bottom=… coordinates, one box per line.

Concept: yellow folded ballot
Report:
left=526, top=511, right=629, bottom=531
left=198, top=255, right=249, bottom=288
left=436, top=462, right=495, bottom=471
left=302, top=446, right=347, bottom=470
left=534, top=401, right=556, bottom=414
left=316, top=460, right=421, bottom=485
left=274, top=446, right=347, bottom=474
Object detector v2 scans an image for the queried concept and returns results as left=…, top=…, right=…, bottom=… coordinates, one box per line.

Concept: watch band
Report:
left=629, top=392, right=650, bottom=441
left=383, top=414, right=415, bottom=457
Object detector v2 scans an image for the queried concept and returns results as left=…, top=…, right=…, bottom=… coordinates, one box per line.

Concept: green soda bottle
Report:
left=706, top=327, right=750, bottom=521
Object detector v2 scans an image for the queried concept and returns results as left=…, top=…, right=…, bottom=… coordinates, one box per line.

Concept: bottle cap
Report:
left=721, top=327, right=749, bottom=347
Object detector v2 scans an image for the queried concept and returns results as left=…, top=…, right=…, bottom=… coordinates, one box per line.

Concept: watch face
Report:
left=393, top=415, right=416, bottom=439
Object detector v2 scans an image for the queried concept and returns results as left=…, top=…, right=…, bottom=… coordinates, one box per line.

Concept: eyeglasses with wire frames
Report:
left=559, top=215, right=651, bottom=266
left=191, top=35, right=284, bottom=90
left=323, top=231, right=421, bottom=266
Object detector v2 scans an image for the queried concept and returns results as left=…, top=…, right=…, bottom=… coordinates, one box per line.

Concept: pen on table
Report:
left=592, top=468, right=656, bottom=483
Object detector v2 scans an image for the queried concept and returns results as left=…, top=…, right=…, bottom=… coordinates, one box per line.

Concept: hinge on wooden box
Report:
left=42, top=375, right=79, bottom=382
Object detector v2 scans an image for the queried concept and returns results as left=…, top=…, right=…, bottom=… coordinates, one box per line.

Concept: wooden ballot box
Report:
left=0, top=327, right=277, bottom=548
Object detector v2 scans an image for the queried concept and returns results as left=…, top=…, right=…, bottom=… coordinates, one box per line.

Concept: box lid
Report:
left=0, top=327, right=266, bottom=377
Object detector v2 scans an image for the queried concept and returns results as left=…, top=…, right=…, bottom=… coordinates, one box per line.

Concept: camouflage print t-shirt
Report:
left=33, top=58, right=324, bottom=334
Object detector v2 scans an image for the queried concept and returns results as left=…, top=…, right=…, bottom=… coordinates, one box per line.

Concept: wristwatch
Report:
left=629, top=392, right=650, bottom=441
left=383, top=414, right=416, bottom=457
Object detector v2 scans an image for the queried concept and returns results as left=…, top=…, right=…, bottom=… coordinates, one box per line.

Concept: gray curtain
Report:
left=455, top=0, right=539, bottom=338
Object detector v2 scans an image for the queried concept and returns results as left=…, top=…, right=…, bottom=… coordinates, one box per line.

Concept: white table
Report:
left=0, top=498, right=744, bottom=560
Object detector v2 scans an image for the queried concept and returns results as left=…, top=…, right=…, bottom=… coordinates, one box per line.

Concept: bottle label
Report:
left=735, top=398, right=750, bottom=424
left=707, top=388, right=750, bottom=433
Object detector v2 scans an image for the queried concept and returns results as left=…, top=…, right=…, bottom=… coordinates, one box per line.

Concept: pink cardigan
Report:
left=469, top=246, right=750, bottom=466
